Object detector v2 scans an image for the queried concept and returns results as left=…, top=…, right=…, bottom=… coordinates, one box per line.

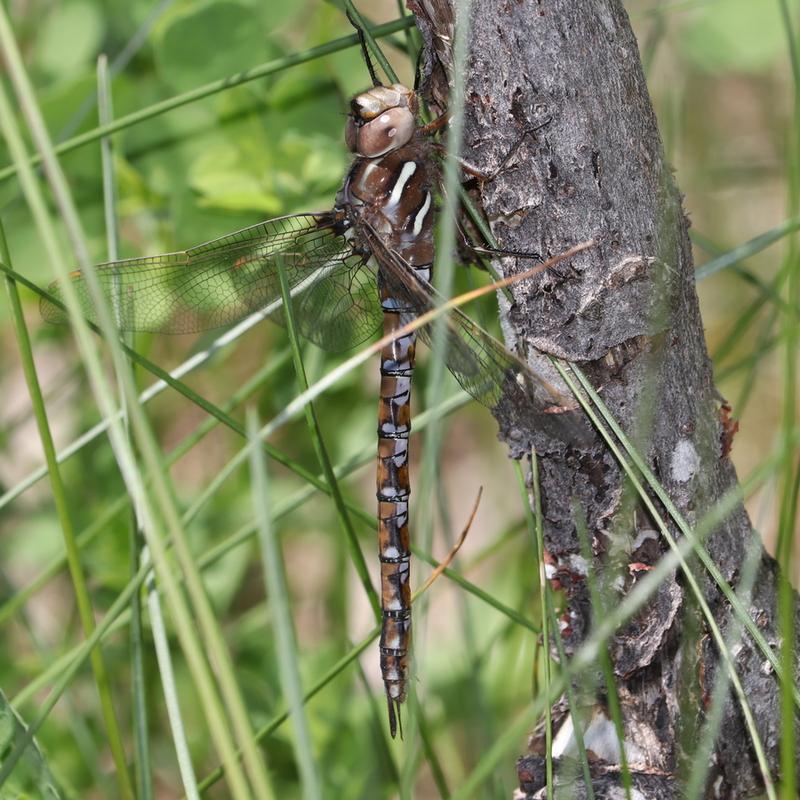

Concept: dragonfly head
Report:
left=345, top=84, right=418, bottom=158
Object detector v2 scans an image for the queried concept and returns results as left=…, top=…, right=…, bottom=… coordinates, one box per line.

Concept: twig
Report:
left=419, top=487, right=482, bottom=594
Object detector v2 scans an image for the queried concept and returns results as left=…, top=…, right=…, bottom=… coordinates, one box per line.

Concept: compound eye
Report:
left=355, top=107, right=415, bottom=157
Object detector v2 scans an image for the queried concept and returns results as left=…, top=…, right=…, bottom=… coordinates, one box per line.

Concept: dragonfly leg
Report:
left=345, top=5, right=381, bottom=87
left=449, top=208, right=544, bottom=263
left=467, top=243, right=543, bottom=262
left=433, top=115, right=554, bottom=183
left=419, top=112, right=451, bottom=136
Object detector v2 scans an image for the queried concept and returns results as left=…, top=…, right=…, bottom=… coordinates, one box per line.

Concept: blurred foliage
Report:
left=0, top=0, right=796, bottom=797
left=0, top=690, right=62, bottom=798
left=680, top=0, right=786, bottom=73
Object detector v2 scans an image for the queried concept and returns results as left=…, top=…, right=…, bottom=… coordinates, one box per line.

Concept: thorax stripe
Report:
left=361, top=159, right=382, bottom=183
left=412, top=191, right=432, bottom=237
left=387, top=161, right=417, bottom=208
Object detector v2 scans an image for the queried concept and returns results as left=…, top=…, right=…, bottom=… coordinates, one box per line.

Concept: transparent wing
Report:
left=40, top=213, right=382, bottom=352
left=362, top=225, right=581, bottom=441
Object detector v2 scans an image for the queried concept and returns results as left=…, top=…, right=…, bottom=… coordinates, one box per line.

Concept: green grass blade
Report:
left=248, top=410, right=323, bottom=800
left=100, top=48, right=200, bottom=800
left=559, top=361, right=779, bottom=797
left=693, top=228, right=798, bottom=316
left=0, top=692, right=64, bottom=797
left=142, top=551, right=201, bottom=800
left=0, top=17, right=414, bottom=185
left=0, top=15, right=254, bottom=797
left=342, top=0, right=400, bottom=84
left=59, top=0, right=174, bottom=143
left=694, top=216, right=800, bottom=280
left=516, top=458, right=554, bottom=798
left=684, top=532, right=765, bottom=799
left=0, top=354, right=288, bottom=629
left=574, top=507, right=631, bottom=799
left=96, top=52, right=156, bottom=800
left=416, top=702, right=451, bottom=798
left=565, top=361, right=798, bottom=706
left=275, top=259, right=380, bottom=619
left=407, top=4, right=474, bottom=784
left=0, top=221, right=134, bottom=799
left=519, top=456, right=597, bottom=800
left=776, top=5, right=800, bottom=797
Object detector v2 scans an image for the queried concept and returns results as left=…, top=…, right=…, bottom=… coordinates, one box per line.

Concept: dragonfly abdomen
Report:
left=342, top=142, right=437, bottom=738
left=376, top=314, right=416, bottom=738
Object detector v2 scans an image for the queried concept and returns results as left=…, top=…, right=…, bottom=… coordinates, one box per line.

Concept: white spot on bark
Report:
left=608, top=790, right=647, bottom=800
left=566, top=554, right=589, bottom=576
left=670, top=439, right=699, bottom=483
left=553, top=709, right=648, bottom=769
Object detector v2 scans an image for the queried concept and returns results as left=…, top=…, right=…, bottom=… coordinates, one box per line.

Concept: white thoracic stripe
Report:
left=412, top=191, right=431, bottom=237
left=387, top=161, right=417, bottom=207
left=361, top=158, right=381, bottom=183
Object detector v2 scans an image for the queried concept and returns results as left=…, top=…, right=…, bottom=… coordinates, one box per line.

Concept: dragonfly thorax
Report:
left=337, top=145, right=436, bottom=270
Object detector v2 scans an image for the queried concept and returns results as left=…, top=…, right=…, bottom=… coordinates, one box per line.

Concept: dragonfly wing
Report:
left=40, top=213, right=382, bottom=352
left=289, top=252, right=381, bottom=351
left=361, top=226, right=582, bottom=441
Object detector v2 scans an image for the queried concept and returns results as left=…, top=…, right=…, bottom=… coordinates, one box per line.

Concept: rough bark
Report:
left=408, top=1, right=799, bottom=797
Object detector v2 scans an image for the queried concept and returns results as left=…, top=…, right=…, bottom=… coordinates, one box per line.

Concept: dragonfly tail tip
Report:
left=387, top=697, right=404, bottom=740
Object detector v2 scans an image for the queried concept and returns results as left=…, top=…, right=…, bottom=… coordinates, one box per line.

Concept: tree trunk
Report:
left=408, top=1, right=798, bottom=797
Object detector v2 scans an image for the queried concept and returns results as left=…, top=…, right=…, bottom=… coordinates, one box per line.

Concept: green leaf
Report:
left=33, top=0, right=104, bottom=79
left=187, top=142, right=282, bottom=213
left=155, top=0, right=281, bottom=93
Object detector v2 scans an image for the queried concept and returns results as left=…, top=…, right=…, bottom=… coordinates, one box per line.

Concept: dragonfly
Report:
left=42, top=81, right=580, bottom=738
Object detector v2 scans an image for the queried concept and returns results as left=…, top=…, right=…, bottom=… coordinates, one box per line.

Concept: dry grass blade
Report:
left=419, top=487, right=482, bottom=595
